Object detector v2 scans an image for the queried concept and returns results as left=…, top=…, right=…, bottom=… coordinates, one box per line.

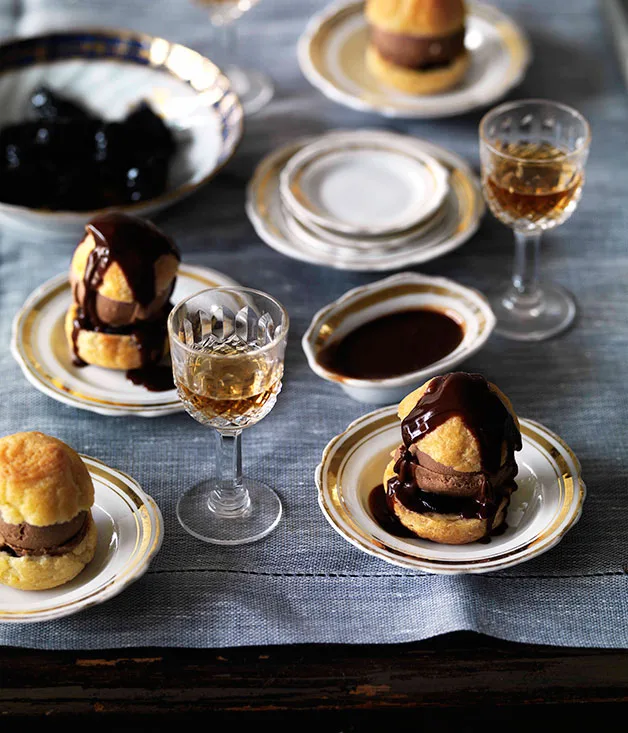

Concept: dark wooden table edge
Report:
left=1, top=630, right=628, bottom=724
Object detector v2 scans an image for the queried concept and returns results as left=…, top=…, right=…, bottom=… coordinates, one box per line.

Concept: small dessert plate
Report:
left=11, top=264, right=239, bottom=417
left=283, top=199, right=447, bottom=252
left=298, top=0, right=531, bottom=119
left=316, top=407, right=586, bottom=574
left=279, top=134, right=449, bottom=236
left=302, top=272, right=496, bottom=404
left=281, top=203, right=445, bottom=255
left=0, top=455, right=163, bottom=623
left=246, top=131, right=484, bottom=271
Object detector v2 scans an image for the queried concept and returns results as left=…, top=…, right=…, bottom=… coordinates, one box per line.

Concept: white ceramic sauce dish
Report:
left=302, top=272, right=496, bottom=404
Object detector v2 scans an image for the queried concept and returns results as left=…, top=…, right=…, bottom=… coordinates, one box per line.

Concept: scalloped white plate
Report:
left=11, top=264, right=240, bottom=417
left=316, top=406, right=586, bottom=574
left=279, top=133, right=449, bottom=236
left=246, top=129, right=484, bottom=272
left=298, top=0, right=531, bottom=119
left=0, top=455, right=162, bottom=623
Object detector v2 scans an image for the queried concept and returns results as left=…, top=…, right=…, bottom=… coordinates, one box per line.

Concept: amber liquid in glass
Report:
left=178, top=379, right=282, bottom=425
left=484, top=142, right=582, bottom=229
left=174, top=336, right=283, bottom=429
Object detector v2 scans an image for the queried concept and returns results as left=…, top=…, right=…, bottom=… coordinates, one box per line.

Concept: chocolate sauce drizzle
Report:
left=401, top=373, right=522, bottom=472
left=368, top=483, right=416, bottom=539
left=386, top=373, right=522, bottom=536
left=70, top=212, right=180, bottom=391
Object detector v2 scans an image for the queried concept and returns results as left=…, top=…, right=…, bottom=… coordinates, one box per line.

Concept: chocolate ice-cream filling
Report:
left=0, top=511, right=88, bottom=557
left=387, top=448, right=517, bottom=522
left=370, top=26, right=465, bottom=70
left=71, top=271, right=173, bottom=328
left=401, top=446, right=518, bottom=497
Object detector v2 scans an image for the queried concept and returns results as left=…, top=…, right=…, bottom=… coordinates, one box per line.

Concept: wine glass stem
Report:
left=209, top=430, right=251, bottom=517
left=510, top=230, right=542, bottom=308
left=218, top=18, right=240, bottom=65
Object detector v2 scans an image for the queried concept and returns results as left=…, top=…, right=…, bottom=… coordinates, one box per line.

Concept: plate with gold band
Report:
left=316, top=405, right=585, bottom=574
left=0, top=454, right=162, bottom=623
left=298, top=0, right=531, bottom=119
left=246, top=130, right=484, bottom=271
left=11, top=264, right=240, bottom=417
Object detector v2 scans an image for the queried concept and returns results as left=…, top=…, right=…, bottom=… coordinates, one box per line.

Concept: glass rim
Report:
left=479, top=98, right=592, bottom=163
left=167, top=286, right=290, bottom=358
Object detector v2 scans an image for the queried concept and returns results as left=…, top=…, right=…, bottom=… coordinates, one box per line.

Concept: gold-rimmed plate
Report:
left=246, top=129, right=484, bottom=271
left=298, top=0, right=531, bottom=119
left=0, top=455, right=162, bottom=623
left=316, top=406, right=586, bottom=574
left=278, top=133, right=450, bottom=236
left=11, top=264, right=240, bottom=417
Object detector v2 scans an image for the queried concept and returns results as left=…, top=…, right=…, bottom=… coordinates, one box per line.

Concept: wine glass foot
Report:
left=224, top=65, right=274, bottom=115
left=491, top=282, right=576, bottom=341
left=176, top=479, right=282, bottom=545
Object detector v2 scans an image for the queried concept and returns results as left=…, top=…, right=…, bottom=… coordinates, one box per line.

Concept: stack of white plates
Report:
left=246, top=129, right=485, bottom=271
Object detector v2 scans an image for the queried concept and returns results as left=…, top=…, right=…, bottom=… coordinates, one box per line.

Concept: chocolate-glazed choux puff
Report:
left=365, top=0, right=469, bottom=95
left=0, top=432, right=97, bottom=590
left=66, top=212, right=181, bottom=370
left=384, top=373, right=522, bottom=544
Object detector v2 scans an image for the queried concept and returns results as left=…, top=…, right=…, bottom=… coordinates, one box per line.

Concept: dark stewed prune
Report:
left=0, top=88, right=177, bottom=210
left=30, top=86, right=93, bottom=121
left=125, top=101, right=176, bottom=156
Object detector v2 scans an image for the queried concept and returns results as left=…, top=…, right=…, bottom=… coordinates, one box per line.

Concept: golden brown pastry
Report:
left=0, top=432, right=97, bottom=590
left=384, top=373, right=522, bottom=544
left=67, top=212, right=180, bottom=371
left=365, top=0, right=469, bottom=95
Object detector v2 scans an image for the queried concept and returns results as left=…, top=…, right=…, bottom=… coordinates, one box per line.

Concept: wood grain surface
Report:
left=1, top=632, right=628, bottom=728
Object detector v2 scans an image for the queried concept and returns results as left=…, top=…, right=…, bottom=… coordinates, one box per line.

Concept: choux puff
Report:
left=365, top=0, right=470, bottom=95
left=0, top=432, right=97, bottom=590
left=384, top=372, right=522, bottom=544
left=65, top=212, right=180, bottom=370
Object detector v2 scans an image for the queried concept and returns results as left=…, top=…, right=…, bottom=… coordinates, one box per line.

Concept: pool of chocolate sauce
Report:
left=317, top=309, right=464, bottom=380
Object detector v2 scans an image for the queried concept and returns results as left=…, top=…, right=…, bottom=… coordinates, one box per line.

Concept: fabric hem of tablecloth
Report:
left=1, top=571, right=626, bottom=650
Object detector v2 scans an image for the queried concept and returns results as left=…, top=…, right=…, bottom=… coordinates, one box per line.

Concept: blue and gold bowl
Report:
left=0, top=28, right=243, bottom=239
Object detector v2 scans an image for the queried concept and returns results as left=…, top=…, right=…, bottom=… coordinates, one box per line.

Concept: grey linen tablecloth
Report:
left=0, top=0, right=627, bottom=649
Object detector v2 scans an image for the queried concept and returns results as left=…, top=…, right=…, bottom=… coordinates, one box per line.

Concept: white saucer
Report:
left=316, top=406, right=586, bottom=574
left=282, top=196, right=445, bottom=256
left=279, top=133, right=449, bottom=236
left=298, top=0, right=531, bottom=119
left=284, top=200, right=447, bottom=252
left=246, top=130, right=484, bottom=271
left=11, top=264, right=240, bottom=417
left=0, top=455, right=163, bottom=623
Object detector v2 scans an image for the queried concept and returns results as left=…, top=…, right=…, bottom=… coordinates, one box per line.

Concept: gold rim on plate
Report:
left=299, top=0, right=532, bottom=119
left=11, top=265, right=234, bottom=413
left=246, top=133, right=484, bottom=270
left=0, top=455, right=163, bottom=622
left=316, top=407, right=586, bottom=573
